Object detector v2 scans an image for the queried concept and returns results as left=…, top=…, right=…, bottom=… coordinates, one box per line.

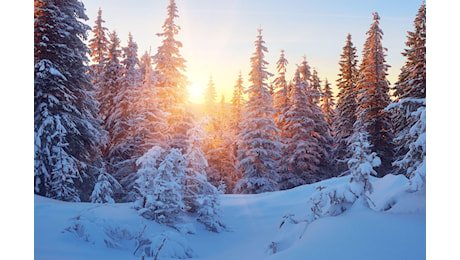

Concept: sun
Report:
left=186, top=83, right=205, bottom=104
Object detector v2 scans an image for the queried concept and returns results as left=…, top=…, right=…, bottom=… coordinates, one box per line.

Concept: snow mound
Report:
left=35, top=174, right=425, bottom=260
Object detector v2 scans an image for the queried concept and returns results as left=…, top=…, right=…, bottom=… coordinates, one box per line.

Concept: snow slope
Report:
left=35, top=174, right=425, bottom=259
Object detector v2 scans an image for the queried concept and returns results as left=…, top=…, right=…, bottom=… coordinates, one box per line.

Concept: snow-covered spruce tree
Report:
left=184, top=123, right=225, bottom=232
left=272, top=50, right=290, bottom=133
left=88, top=8, right=109, bottom=78
left=153, top=0, right=190, bottom=151
left=204, top=76, right=217, bottom=116
left=134, top=147, right=186, bottom=225
left=153, top=0, right=188, bottom=111
left=34, top=0, right=105, bottom=201
left=387, top=100, right=426, bottom=192
left=309, top=68, right=322, bottom=105
left=202, top=80, right=223, bottom=188
left=334, top=34, right=359, bottom=173
left=97, top=30, right=123, bottom=124
left=90, top=168, right=121, bottom=204
left=393, top=3, right=426, bottom=102
left=320, top=78, right=336, bottom=128
left=346, top=130, right=381, bottom=206
left=228, top=72, right=246, bottom=189
left=105, top=33, right=147, bottom=201
left=309, top=129, right=380, bottom=216
left=390, top=3, right=426, bottom=178
left=299, top=58, right=334, bottom=178
left=279, top=68, right=320, bottom=189
left=204, top=99, right=237, bottom=193
left=355, top=12, right=394, bottom=177
left=88, top=19, right=119, bottom=202
left=235, top=28, right=282, bottom=194
left=230, top=72, right=246, bottom=131
left=137, top=51, right=169, bottom=154
left=269, top=129, right=381, bottom=254
left=217, top=95, right=238, bottom=193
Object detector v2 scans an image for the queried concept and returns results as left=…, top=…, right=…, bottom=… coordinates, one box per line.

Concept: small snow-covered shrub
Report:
left=133, top=231, right=196, bottom=259
left=268, top=131, right=381, bottom=255
left=64, top=214, right=135, bottom=249
left=134, top=147, right=187, bottom=225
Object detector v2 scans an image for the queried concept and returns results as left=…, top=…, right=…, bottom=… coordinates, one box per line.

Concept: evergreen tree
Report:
left=217, top=96, right=237, bottom=193
left=97, top=31, right=123, bottom=123
left=138, top=50, right=169, bottom=152
left=34, top=0, right=104, bottom=201
left=138, top=49, right=168, bottom=151
left=390, top=3, right=426, bottom=177
left=347, top=130, right=381, bottom=206
left=184, top=123, right=225, bottom=232
left=205, top=76, right=217, bottom=116
left=88, top=8, right=109, bottom=77
left=90, top=169, right=120, bottom=204
left=230, top=72, right=245, bottom=132
left=204, top=97, right=237, bottom=193
left=219, top=94, right=226, bottom=122
left=153, top=0, right=190, bottom=151
left=279, top=68, right=321, bottom=189
left=236, top=28, right=281, bottom=194
left=320, top=78, right=335, bottom=127
left=355, top=12, right=394, bottom=177
left=272, top=50, right=290, bottom=131
left=309, top=68, right=322, bottom=105
left=105, top=33, right=148, bottom=200
left=153, top=0, right=188, bottom=117
left=388, top=100, right=426, bottom=191
left=228, top=73, right=246, bottom=190
left=393, top=3, right=426, bottom=101
left=135, top=148, right=187, bottom=225
left=334, top=34, right=359, bottom=173
left=139, top=49, right=156, bottom=85
left=299, top=58, right=334, bottom=178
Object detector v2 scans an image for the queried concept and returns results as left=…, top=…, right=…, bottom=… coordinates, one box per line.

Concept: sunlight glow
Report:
left=187, top=83, right=205, bottom=104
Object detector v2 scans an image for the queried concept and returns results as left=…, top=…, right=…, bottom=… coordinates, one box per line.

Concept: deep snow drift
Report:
left=35, top=174, right=425, bottom=259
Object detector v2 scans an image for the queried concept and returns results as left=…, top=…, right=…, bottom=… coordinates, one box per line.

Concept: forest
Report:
left=34, top=0, right=425, bottom=236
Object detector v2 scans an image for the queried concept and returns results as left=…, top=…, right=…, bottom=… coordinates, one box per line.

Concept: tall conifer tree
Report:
left=205, top=76, right=217, bottom=116
left=309, top=68, right=322, bottom=105
left=184, top=123, right=225, bottom=232
left=299, top=59, right=334, bottom=177
left=334, top=34, right=359, bottom=173
left=320, top=79, right=336, bottom=128
left=34, top=0, right=104, bottom=201
left=153, top=0, right=188, bottom=115
left=88, top=8, right=109, bottom=77
left=389, top=3, right=426, bottom=181
left=355, top=13, right=394, bottom=177
left=236, top=28, right=281, bottom=194
left=273, top=50, right=290, bottom=132
left=230, top=72, right=245, bottom=132
left=153, top=0, right=190, bottom=151
left=279, top=68, right=321, bottom=189
left=97, top=31, right=123, bottom=124
left=138, top=50, right=168, bottom=152
left=105, top=33, right=146, bottom=199
left=393, top=3, right=426, bottom=101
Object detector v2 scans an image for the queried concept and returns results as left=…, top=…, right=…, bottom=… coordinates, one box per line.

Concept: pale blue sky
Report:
left=83, top=0, right=423, bottom=103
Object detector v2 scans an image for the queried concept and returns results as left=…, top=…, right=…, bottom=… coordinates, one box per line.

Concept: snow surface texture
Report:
left=35, top=174, right=425, bottom=259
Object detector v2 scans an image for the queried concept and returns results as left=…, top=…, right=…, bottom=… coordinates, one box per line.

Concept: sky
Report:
left=83, top=0, right=422, bottom=104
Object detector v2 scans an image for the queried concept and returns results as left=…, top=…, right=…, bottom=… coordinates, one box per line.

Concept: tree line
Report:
left=34, top=0, right=425, bottom=227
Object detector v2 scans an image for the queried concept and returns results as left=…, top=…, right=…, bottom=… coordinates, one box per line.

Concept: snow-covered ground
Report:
left=35, top=174, right=425, bottom=259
